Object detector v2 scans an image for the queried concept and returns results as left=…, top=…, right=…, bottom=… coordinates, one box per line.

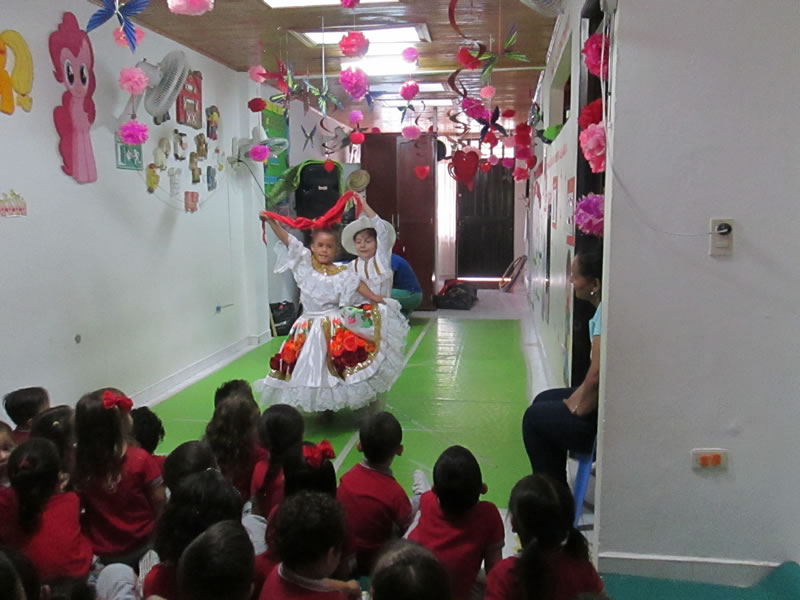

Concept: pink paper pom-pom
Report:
left=488, top=155, right=499, bottom=166
left=339, top=67, right=369, bottom=101
left=575, top=193, right=605, bottom=237
left=582, top=33, right=610, bottom=80
left=479, top=85, right=496, bottom=100
left=341, top=0, right=360, bottom=7
left=501, top=157, right=515, bottom=169
left=118, top=67, right=150, bottom=95
left=167, top=0, right=215, bottom=16
left=514, top=145, right=532, bottom=161
left=114, top=27, right=144, bottom=48
left=579, top=122, right=606, bottom=173
left=513, top=167, right=529, bottom=182
left=119, top=120, right=149, bottom=145
left=401, top=47, right=419, bottom=63
left=461, top=97, right=490, bottom=121
left=339, top=32, right=370, bottom=58
left=249, top=145, right=270, bottom=162
left=249, top=65, right=267, bottom=83
left=349, top=110, right=364, bottom=125
left=400, top=81, right=419, bottom=101
left=402, top=126, right=421, bottom=140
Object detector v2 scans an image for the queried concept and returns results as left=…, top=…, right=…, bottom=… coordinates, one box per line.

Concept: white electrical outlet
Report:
left=709, top=219, right=734, bottom=256
left=691, top=448, right=728, bottom=470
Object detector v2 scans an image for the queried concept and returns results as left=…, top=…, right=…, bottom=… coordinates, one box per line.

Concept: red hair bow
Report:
left=302, top=440, right=336, bottom=468
left=102, top=390, right=133, bottom=413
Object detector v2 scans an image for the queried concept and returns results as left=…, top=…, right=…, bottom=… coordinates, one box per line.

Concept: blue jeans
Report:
left=522, top=387, right=597, bottom=485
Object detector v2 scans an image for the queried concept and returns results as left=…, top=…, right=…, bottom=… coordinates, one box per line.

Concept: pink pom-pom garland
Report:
left=119, top=120, right=149, bottom=145
left=114, top=27, right=144, bottom=48
left=488, top=155, right=499, bottom=166
left=401, top=47, right=419, bottom=63
left=339, top=67, right=369, bottom=101
left=401, top=126, right=421, bottom=140
left=118, top=67, right=150, bottom=95
left=400, top=81, right=419, bottom=101
left=349, top=110, right=364, bottom=125
left=479, top=85, right=496, bottom=100
left=248, top=65, right=267, bottom=83
left=167, top=0, right=215, bottom=16
left=339, top=32, right=370, bottom=58
left=579, top=122, right=606, bottom=173
left=249, top=145, right=270, bottom=162
left=501, top=157, right=515, bottom=169
left=582, top=33, right=610, bottom=80
left=462, top=97, right=490, bottom=122
left=575, top=193, right=604, bottom=237
left=341, top=0, right=359, bottom=7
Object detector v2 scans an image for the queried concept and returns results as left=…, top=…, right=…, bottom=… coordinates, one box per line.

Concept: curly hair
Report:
left=272, top=491, right=345, bottom=570
left=372, top=540, right=451, bottom=600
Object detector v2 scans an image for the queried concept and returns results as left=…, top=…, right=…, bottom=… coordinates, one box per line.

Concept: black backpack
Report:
left=434, top=280, right=478, bottom=310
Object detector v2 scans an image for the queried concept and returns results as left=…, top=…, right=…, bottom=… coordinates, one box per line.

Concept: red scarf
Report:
left=259, top=191, right=362, bottom=243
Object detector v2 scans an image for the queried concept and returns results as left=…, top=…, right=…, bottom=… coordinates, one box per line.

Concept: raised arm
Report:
left=265, top=216, right=290, bottom=246
left=360, top=197, right=378, bottom=218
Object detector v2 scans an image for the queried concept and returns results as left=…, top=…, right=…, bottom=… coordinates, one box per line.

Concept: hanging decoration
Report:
left=113, top=26, right=143, bottom=48
left=86, top=0, right=150, bottom=53
left=575, top=193, right=604, bottom=237
left=305, top=76, right=343, bottom=116
left=578, top=121, right=606, bottom=173
left=119, top=119, right=149, bottom=144
left=116, top=135, right=143, bottom=170
left=400, top=81, right=419, bottom=101
left=501, top=108, right=516, bottom=119
left=578, top=98, right=603, bottom=130
left=479, top=85, right=496, bottom=100
left=118, top=67, right=149, bottom=95
left=401, top=47, right=419, bottom=63
left=339, top=32, right=369, bottom=58
left=401, top=126, right=421, bottom=140
left=414, top=165, right=431, bottom=180
left=339, top=67, right=369, bottom=101
left=153, top=137, right=170, bottom=170
left=323, top=159, right=336, bottom=173
left=146, top=164, right=159, bottom=193
left=448, top=0, right=468, bottom=38
left=249, top=145, right=270, bottom=162
left=301, top=125, right=317, bottom=150
left=341, top=0, right=360, bottom=7
left=501, top=157, right=515, bottom=169
left=0, top=30, right=33, bottom=115
left=488, top=155, right=499, bottom=166
left=475, top=106, right=507, bottom=142
left=167, top=0, right=214, bottom=16
left=0, top=189, right=27, bottom=217
left=249, top=65, right=267, bottom=83
left=449, top=149, right=479, bottom=190
left=513, top=167, right=529, bottom=182
left=479, top=25, right=530, bottom=83
left=248, top=97, right=267, bottom=113
left=176, top=70, right=203, bottom=129
left=205, top=105, right=220, bottom=140
left=461, top=97, right=490, bottom=122
left=457, top=46, right=483, bottom=70
left=349, top=110, right=363, bottom=125
left=50, top=13, right=97, bottom=184
left=349, top=131, right=365, bottom=145
left=479, top=160, right=492, bottom=173
left=582, top=33, right=609, bottom=80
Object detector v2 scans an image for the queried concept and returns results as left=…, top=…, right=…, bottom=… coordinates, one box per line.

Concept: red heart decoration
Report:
left=450, top=150, right=479, bottom=189
left=414, top=165, right=431, bottom=180
left=479, top=160, right=492, bottom=173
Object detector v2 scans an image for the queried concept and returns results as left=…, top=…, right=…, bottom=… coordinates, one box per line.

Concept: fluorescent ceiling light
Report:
left=341, top=57, right=417, bottom=77
left=371, top=82, right=446, bottom=93
left=265, top=0, right=398, bottom=7
left=297, top=26, right=426, bottom=46
left=380, top=98, right=456, bottom=107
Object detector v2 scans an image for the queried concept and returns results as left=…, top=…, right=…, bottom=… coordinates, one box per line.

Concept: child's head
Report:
left=433, top=445, right=485, bottom=516
left=3, top=387, right=49, bottom=429
left=359, top=411, right=403, bottom=465
left=0, top=547, right=36, bottom=600
left=0, top=422, right=14, bottom=482
left=31, top=405, right=76, bottom=472
left=163, top=440, right=218, bottom=493
left=178, top=520, right=254, bottom=600
left=371, top=540, right=451, bottom=600
left=283, top=440, right=337, bottom=497
left=8, top=438, right=61, bottom=534
left=272, top=491, right=346, bottom=576
left=213, top=379, right=255, bottom=408
left=155, top=469, right=243, bottom=563
left=259, top=404, right=304, bottom=473
left=310, top=229, right=339, bottom=265
left=74, top=389, right=132, bottom=486
left=130, top=406, right=165, bottom=454
left=204, top=393, right=258, bottom=476
left=0, top=550, right=24, bottom=600
left=353, top=227, right=378, bottom=260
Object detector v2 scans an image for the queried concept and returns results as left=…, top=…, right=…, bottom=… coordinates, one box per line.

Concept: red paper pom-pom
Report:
left=515, top=123, right=532, bottom=135
left=248, top=97, right=267, bottom=113
left=578, top=98, right=604, bottom=130
left=323, top=160, right=336, bottom=172
left=339, top=31, right=370, bottom=58
left=526, top=156, right=537, bottom=170
left=501, top=109, right=516, bottom=119
left=400, top=81, right=419, bottom=101
left=371, top=127, right=381, bottom=133
left=350, top=131, right=366, bottom=145
left=484, top=131, right=498, bottom=147
left=457, top=47, right=482, bottom=70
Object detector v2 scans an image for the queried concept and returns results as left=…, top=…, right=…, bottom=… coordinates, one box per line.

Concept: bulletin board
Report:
left=262, top=101, right=289, bottom=203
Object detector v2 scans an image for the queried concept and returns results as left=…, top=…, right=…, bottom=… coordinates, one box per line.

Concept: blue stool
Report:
left=571, top=439, right=597, bottom=528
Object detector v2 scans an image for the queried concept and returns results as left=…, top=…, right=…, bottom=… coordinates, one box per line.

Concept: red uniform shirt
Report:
left=0, top=489, right=93, bottom=581
left=143, top=562, right=179, bottom=600
left=408, top=491, right=505, bottom=600
left=337, top=462, right=412, bottom=565
left=485, top=554, right=603, bottom=600
left=250, top=456, right=284, bottom=517
left=79, top=446, right=162, bottom=557
left=253, top=551, right=280, bottom=599
left=259, top=565, right=347, bottom=600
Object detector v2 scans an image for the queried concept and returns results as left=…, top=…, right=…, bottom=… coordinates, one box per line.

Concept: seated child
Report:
left=371, top=540, right=451, bottom=600
left=260, top=491, right=359, bottom=600
left=0, top=439, right=93, bottom=583
left=0, top=422, right=15, bottom=487
left=390, top=254, right=423, bottom=315
left=337, top=412, right=414, bottom=574
left=31, top=406, right=76, bottom=475
left=485, top=474, right=603, bottom=600
left=178, top=520, right=255, bottom=600
left=408, top=445, right=504, bottom=600
left=3, top=387, right=50, bottom=444
left=131, top=407, right=166, bottom=469
left=144, top=470, right=243, bottom=600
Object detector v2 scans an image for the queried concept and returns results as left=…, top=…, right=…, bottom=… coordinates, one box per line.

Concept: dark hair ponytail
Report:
left=8, top=439, right=61, bottom=534
left=75, top=389, right=126, bottom=488
left=258, top=404, right=304, bottom=485
left=510, top=475, right=589, bottom=600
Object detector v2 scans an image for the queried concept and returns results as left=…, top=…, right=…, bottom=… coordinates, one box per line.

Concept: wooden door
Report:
left=360, top=134, right=398, bottom=223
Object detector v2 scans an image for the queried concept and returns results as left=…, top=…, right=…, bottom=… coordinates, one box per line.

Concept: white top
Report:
left=348, top=216, right=394, bottom=302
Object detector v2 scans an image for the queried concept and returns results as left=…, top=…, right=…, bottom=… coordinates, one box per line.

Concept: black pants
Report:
left=522, top=387, right=597, bottom=485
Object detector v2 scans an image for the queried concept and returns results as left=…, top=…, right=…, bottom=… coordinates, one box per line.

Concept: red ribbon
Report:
left=302, top=440, right=336, bottom=468
left=102, top=390, right=133, bottom=413
left=260, top=191, right=362, bottom=243
left=448, top=0, right=468, bottom=38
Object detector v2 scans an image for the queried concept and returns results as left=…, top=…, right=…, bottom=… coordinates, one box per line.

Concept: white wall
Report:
left=595, top=0, right=800, bottom=585
left=0, top=0, right=270, bottom=412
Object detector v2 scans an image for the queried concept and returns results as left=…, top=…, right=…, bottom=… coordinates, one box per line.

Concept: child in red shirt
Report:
left=407, top=445, right=505, bottom=600
left=337, top=411, right=413, bottom=574
left=0, top=422, right=15, bottom=486
left=485, top=475, right=603, bottom=600
left=370, top=539, right=451, bottom=600
left=3, top=387, right=50, bottom=444
left=0, top=438, right=93, bottom=583
left=74, top=388, right=166, bottom=565
left=131, top=406, right=166, bottom=471
left=251, top=404, right=305, bottom=517
left=259, top=491, right=360, bottom=600
left=177, top=520, right=255, bottom=600
left=30, top=406, right=77, bottom=476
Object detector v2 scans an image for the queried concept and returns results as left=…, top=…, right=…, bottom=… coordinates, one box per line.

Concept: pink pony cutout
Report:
left=49, top=13, right=97, bottom=184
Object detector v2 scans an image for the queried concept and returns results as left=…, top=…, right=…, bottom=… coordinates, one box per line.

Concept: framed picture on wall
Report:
left=115, top=136, right=143, bottom=171
left=176, top=71, right=203, bottom=129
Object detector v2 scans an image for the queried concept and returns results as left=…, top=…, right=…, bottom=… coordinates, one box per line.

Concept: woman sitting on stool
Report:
left=522, top=244, right=603, bottom=485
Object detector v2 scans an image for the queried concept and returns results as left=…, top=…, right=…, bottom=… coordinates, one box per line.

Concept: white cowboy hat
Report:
left=342, top=215, right=396, bottom=256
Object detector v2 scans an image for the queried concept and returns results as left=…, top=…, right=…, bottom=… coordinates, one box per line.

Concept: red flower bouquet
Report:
left=269, top=323, right=309, bottom=379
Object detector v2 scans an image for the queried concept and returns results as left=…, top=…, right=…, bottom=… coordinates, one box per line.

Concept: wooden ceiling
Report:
left=113, top=0, right=555, bottom=133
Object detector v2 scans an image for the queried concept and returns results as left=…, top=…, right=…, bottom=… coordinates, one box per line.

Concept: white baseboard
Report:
left=598, top=551, right=779, bottom=588
left=132, top=330, right=273, bottom=408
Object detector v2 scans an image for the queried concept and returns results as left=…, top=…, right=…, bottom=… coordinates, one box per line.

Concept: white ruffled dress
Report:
left=347, top=216, right=395, bottom=303
left=255, top=235, right=409, bottom=413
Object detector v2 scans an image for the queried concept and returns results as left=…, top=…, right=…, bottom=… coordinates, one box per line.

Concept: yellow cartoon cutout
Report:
left=0, top=29, right=33, bottom=115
